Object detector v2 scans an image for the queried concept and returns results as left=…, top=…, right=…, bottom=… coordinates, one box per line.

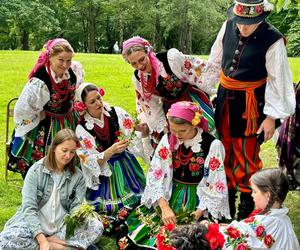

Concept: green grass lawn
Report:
left=0, top=51, right=299, bottom=243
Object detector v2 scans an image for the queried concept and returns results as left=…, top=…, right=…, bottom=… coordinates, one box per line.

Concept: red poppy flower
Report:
left=209, top=157, right=221, bottom=171
left=123, top=118, right=133, bottom=129
left=165, top=223, right=175, bottom=231
left=98, top=87, right=105, bottom=96
left=226, top=226, right=241, bottom=239
left=264, top=234, right=274, bottom=248
left=255, top=225, right=265, bottom=238
left=158, top=147, right=169, bottom=160
left=74, top=101, right=87, bottom=112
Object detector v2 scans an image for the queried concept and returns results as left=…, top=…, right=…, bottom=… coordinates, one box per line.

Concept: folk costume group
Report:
left=1, top=0, right=299, bottom=250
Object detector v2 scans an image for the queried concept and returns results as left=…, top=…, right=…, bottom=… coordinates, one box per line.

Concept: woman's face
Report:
left=84, top=90, right=103, bottom=118
left=169, top=120, right=197, bottom=142
left=54, top=139, right=77, bottom=171
left=236, top=22, right=261, bottom=37
left=49, top=51, right=73, bottom=78
left=251, top=183, right=270, bottom=210
left=127, top=50, right=152, bottom=73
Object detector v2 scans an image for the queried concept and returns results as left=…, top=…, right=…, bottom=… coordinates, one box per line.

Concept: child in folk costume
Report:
left=121, top=101, right=230, bottom=249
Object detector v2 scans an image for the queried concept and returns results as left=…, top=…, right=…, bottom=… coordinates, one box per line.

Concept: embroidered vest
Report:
left=34, top=66, right=77, bottom=114
left=172, top=132, right=215, bottom=184
left=79, top=107, right=119, bottom=152
left=215, top=20, right=283, bottom=137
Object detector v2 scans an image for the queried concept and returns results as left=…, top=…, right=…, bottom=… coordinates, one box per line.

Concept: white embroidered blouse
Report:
left=13, top=61, right=84, bottom=137
left=220, top=207, right=300, bottom=250
left=76, top=106, right=151, bottom=190
left=133, top=49, right=220, bottom=134
left=208, top=21, right=295, bottom=120
left=141, top=128, right=231, bottom=220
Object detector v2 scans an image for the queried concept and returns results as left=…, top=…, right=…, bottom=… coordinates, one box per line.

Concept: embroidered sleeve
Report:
left=114, top=106, right=151, bottom=164
left=14, top=78, right=50, bottom=137
left=141, top=134, right=173, bottom=208
left=197, top=139, right=231, bottom=219
left=133, top=74, right=167, bottom=133
left=167, top=48, right=219, bottom=95
left=264, top=38, right=296, bottom=119
left=75, top=125, right=112, bottom=190
left=71, top=61, right=85, bottom=86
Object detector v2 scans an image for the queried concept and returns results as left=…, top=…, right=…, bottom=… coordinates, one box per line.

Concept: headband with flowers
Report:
left=74, top=82, right=105, bottom=113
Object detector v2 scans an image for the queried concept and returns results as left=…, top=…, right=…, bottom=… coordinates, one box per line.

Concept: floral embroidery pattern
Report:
left=153, top=167, right=164, bottom=180
left=158, top=147, right=170, bottom=160
left=205, top=223, right=225, bottom=250
left=209, top=157, right=221, bottom=171
left=83, top=137, right=93, bottom=149
left=122, top=118, right=134, bottom=129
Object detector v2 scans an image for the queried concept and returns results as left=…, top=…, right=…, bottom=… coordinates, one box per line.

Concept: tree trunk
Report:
left=154, top=12, right=162, bottom=51
left=21, top=30, right=29, bottom=50
left=87, top=4, right=96, bottom=53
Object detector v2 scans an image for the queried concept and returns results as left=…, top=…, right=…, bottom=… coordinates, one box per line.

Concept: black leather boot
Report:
left=228, top=189, right=237, bottom=220
left=237, top=192, right=254, bottom=221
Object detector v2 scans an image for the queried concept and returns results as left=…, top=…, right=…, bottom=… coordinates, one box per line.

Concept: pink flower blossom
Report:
left=215, top=180, right=226, bottom=193
left=74, top=101, right=87, bottom=112
left=153, top=168, right=164, bottom=180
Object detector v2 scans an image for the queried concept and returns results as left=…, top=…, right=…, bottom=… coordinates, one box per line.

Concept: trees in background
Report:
left=0, top=0, right=299, bottom=55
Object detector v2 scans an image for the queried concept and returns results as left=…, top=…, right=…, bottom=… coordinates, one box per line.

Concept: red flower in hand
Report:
left=209, top=157, right=221, bottom=171
left=226, top=226, right=241, bottom=239
left=115, top=130, right=122, bottom=137
left=123, top=118, right=134, bottom=129
left=158, top=147, right=169, bottom=160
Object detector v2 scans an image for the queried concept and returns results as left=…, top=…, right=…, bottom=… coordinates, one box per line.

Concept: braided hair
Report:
left=250, top=168, right=289, bottom=213
left=169, top=222, right=210, bottom=250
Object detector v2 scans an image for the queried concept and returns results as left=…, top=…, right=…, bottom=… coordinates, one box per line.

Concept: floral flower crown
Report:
left=155, top=223, right=176, bottom=250
left=74, top=87, right=105, bottom=112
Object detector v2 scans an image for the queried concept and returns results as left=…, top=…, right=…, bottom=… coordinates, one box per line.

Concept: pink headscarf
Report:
left=122, top=36, right=159, bottom=82
left=28, top=38, right=72, bottom=79
left=168, top=101, right=208, bottom=151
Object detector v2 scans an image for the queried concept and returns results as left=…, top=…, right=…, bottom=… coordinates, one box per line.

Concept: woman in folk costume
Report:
left=209, top=0, right=295, bottom=220
left=120, top=101, right=230, bottom=249
left=122, top=36, right=219, bottom=152
left=7, top=38, right=84, bottom=178
left=74, top=82, right=149, bottom=215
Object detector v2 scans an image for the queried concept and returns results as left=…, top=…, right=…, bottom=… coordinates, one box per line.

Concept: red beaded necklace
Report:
left=176, top=145, right=194, bottom=165
left=93, top=115, right=110, bottom=141
left=140, top=68, right=156, bottom=101
left=47, top=64, right=70, bottom=102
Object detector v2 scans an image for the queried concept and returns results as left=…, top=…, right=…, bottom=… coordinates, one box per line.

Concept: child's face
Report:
left=251, top=183, right=270, bottom=210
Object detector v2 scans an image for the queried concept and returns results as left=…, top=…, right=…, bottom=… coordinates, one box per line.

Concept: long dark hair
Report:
left=250, top=168, right=289, bottom=212
left=169, top=223, right=210, bottom=250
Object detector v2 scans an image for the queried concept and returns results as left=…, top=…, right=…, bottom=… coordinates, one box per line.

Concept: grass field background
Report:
left=0, top=51, right=299, bottom=242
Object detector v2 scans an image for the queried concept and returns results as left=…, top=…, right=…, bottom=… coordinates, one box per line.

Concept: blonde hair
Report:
left=49, top=43, right=74, bottom=58
left=44, top=129, right=79, bottom=174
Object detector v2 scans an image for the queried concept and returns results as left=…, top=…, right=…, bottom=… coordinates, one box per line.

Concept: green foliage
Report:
left=286, top=18, right=300, bottom=56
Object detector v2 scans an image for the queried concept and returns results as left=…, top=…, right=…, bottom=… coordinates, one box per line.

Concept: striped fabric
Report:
left=87, top=151, right=146, bottom=216
left=220, top=101, right=262, bottom=193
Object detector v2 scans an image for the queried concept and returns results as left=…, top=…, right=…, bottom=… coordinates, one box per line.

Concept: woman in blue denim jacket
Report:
left=0, top=129, right=103, bottom=250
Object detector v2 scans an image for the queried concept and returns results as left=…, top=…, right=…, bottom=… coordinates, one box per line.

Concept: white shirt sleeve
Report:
left=71, top=61, right=85, bottom=86
left=167, top=48, right=219, bottom=95
left=141, top=134, right=173, bottom=208
left=14, top=78, right=50, bottom=137
left=114, top=106, right=151, bottom=164
left=264, top=38, right=296, bottom=119
left=197, top=139, right=231, bottom=219
left=75, top=124, right=112, bottom=190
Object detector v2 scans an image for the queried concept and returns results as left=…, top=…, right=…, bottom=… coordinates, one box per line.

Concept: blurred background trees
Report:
left=0, top=0, right=299, bottom=55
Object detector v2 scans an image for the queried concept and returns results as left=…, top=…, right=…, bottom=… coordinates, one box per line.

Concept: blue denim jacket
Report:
left=5, top=158, right=86, bottom=238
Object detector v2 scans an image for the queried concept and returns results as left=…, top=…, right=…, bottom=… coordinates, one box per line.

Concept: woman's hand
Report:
left=257, top=116, right=275, bottom=142
left=191, top=209, right=204, bottom=221
left=111, top=140, right=129, bottom=154
left=36, top=233, right=50, bottom=250
left=135, top=123, right=150, bottom=137
left=158, top=198, right=176, bottom=225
